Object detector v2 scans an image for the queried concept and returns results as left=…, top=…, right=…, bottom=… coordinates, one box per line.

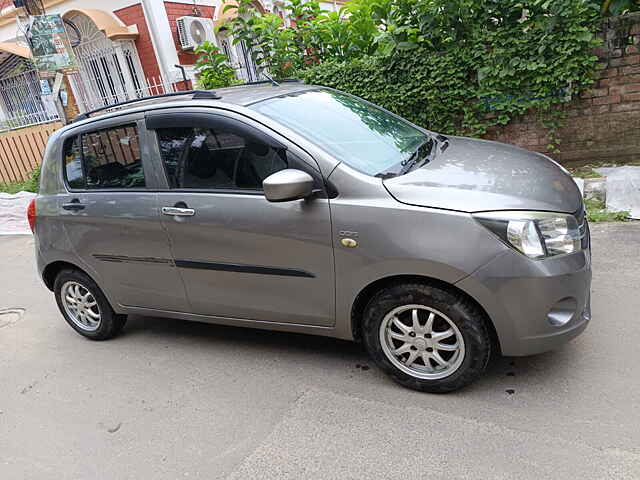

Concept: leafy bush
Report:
left=222, top=0, right=382, bottom=77
left=0, top=166, right=40, bottom=194
left=222, top=0, right=300, bottom=79
left=301, top=49, right=478, bottom=135
left=302, top=0, right=600, bottom=139
left=194, top=41, right=239, bottom=89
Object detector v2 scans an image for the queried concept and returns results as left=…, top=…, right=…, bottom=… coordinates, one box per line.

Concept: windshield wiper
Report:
left=398, top=138, right=434, bottom=175
left=436, top=134, right=450, bottom=152
left=375, top=172, right=398, bottom=179
left=374, top=137, right=437, bottom=179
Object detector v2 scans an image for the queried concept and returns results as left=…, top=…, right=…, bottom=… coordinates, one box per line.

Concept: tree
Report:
left=194, top=41, right=238, bottom=89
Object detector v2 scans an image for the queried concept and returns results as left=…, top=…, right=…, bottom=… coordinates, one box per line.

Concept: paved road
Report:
left=1, top=223, right=639, bottom=479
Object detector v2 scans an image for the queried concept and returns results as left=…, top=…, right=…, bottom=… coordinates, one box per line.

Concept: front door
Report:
left=58, top=117, right=189, bottom=312
left=146, top=110, right=335, bottom=326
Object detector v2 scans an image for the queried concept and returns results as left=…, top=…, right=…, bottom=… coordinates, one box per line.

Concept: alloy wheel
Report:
left=379, top=304, right=465, bottom=380
left=61, top=281, right=101, bottom=332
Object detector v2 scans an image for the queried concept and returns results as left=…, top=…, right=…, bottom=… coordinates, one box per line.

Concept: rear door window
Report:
left=62, top=124, right=146, bottom=190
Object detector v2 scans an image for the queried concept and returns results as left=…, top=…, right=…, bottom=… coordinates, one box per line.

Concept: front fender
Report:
left=329, top=199, right=509, bottom=340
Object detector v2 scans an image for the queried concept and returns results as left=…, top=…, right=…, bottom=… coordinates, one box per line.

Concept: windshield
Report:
left=249, top=89, right=429, bottom=176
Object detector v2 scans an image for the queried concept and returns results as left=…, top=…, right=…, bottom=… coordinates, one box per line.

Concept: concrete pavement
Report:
left=1, top=223, right=639, bottom=479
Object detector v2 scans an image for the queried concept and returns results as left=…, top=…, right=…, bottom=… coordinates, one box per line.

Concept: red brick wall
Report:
left=165, top=2, right=216, bottom=66
left=113, top=3, right=162, bottom=82
left=485, top=12, right=640, bottom=166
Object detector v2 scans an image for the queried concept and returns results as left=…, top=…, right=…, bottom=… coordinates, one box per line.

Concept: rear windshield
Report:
left=249, top=89, right=427, bottom=176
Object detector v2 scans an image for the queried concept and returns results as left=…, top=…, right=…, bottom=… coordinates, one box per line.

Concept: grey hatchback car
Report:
left=30, top=83, right=591, bottom=392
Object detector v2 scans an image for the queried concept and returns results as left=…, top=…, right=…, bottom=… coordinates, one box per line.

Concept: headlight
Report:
left=473, top=211, right=582, bottom=259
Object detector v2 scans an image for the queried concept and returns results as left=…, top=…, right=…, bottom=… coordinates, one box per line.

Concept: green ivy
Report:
left=301, top=49, right=479, bottom=135
left=301, top=0, right=602, bottom=143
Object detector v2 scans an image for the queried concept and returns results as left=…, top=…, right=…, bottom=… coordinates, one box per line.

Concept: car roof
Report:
left=54, top=82, right=319, bottom=139
left=213, top=81, right=315, bottom=105
left=67, top=81, right=317, bottom=126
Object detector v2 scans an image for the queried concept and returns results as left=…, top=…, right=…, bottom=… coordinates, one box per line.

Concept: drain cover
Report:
left=0, top=308, right=25, bottom=329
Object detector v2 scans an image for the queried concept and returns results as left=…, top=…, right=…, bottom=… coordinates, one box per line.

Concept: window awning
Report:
left=62, top=9, right=138, bottom=40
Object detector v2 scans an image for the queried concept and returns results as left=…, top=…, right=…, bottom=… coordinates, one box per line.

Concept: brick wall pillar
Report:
left=114, top=3, right=162, bottom=82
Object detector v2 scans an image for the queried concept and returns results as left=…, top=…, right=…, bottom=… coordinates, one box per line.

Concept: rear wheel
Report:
left=54, top=269, right=127, bottom=340
left=362, top=282, right=490, bottom=393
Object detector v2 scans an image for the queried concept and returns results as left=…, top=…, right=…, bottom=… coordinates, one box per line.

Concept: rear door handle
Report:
left=162, top=206, right=195, bottom=216
left=62, top=200, right=85, bottom=211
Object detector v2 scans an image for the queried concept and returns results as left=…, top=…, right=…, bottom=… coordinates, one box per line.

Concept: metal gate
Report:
left=0, top=68, right=59, bottom=132
left=236, top=40, right=259, bottom=82
left=68, top=38, right=150, bottom=111
left=66, top=12, right=151, bottom=112
left=219, top=36, right=259, bottom=83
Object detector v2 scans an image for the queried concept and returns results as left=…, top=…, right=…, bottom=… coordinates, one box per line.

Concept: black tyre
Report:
left=53, top=269, right=127, bottom=340
left=362, top=282, right=490, bottom=393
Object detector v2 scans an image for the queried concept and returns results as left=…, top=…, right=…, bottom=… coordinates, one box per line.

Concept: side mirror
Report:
left=263, top=169, right=314, bottom=202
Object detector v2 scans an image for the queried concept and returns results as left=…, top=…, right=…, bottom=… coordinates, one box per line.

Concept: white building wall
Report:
left=319, top=1, right=342, bottom=13
left=140, top=0, right=219, bottom=84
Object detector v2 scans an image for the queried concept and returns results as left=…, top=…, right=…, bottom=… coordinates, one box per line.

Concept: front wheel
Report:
left=362, top=283, right=491, bottom=393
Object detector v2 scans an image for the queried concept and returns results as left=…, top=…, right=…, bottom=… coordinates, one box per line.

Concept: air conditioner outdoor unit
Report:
left=176, top=16, right=215, bottom=50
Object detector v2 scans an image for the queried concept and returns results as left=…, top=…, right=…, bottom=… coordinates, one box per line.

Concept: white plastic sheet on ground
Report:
left=595, top=166, right=640, bottom=220
left=0, top=191, right=36, bottom=235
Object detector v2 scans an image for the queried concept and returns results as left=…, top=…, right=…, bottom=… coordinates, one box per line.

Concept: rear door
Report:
left=58, top=115, right=188, bottom=312
left=146, top=109, right=335, bottom=327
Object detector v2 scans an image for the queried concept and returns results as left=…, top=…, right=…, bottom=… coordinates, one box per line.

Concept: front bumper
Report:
left=456, top=245, right=592, bottom=357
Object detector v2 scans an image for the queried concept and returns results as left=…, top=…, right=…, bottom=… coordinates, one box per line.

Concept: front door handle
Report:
left=62, top=199, right=85, bottom=211
left=162, top=206, right=195, bottom=217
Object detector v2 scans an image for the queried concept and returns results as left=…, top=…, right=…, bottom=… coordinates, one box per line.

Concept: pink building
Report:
left=0, top=0, right=344, bottom=128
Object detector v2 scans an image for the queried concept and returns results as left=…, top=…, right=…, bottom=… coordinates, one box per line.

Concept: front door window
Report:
left=155, top=124, right=289, bottom=191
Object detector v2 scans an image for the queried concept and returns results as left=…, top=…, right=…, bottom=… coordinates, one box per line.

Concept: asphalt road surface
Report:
left=1, top=223, right=639, bottom=479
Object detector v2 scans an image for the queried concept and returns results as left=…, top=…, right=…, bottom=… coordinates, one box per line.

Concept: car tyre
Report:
left=362, top=282, right=490, bottom=393
left=54, top=269, right=127, bottom=340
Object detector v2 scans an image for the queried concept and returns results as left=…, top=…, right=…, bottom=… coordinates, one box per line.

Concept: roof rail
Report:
left=72, top=90, right=222, bottom=123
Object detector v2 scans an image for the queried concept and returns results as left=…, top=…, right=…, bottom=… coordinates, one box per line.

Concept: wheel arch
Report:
left=350, top=274, right=501, bottom=354
left=42, top=260, right=89, bottom=291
